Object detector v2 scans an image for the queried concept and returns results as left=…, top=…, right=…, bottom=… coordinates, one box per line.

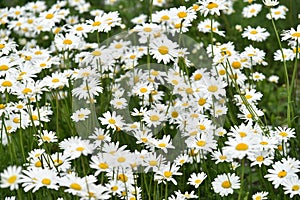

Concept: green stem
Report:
left=238, top=158, right=245, bottom=200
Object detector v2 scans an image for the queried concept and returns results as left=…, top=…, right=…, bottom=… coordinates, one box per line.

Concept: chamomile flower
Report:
left=98, top=111, right=124, bottom=131
left=37, top=130, right=58, bottom=146
left=242, top=26, right=270, bottom=42
left=266, top=5, right=288, bottom=20
left=198, top=18, right=225, bottom=37
left=149, top=37, right=179, bottom=64
left=154, top=162, right=182, bottom=185
left=19, top=167, right=59, bottom=192
left=212, top=173, right=240, bottom=197
left=242, top=4, right=262, bottom=18
left=188, top=172, right=207, bottom=188
left=71, top=108, right=91, bottom=122
left=59, top=136, right=95, bottom=159
left=0, top=165, right=22, bottom=190
left=263, top=0, right=279, bottom=7
left=281, top=24, right=300, bottom=42
left=54, top=32, right=81, bottom=51
left=282, top=176, right=300, bottom=198
left=198, top=0, right=228, bottom=17
left=252, top=191, right=269, bottom=200
left=273, top=126, right=296, bottom=142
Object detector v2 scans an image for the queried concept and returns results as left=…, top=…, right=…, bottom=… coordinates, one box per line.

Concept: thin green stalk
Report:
left=164, top=181, right=168, bottom=200
left=269, top=9, right=291, bottom=126
left=238, top=158, right=245, bottom=200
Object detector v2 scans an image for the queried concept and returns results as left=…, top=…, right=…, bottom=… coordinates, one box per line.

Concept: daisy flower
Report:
left=154, top=162, right=182, bottom=185
left=242, top=4, right=262, bottom=18
left=242, top=26, right=270, bottom=42
left=37, top=130, right=58, bottom=146
left=143, top=109, right=165, bottom=128
left=223, top=136, right=257, bottom=159
left=252, top=191, right=269, bottom=200
left=149, top=37, right=179, bottom=65
left=188, top=172, right=207, bottom=188
left=252, top=72, right=266, bottom=81
left=0, top=39, right=17, bottom=56
left=152, top=135, right=175, bottom=154
left=282, top=176, right=300, bottom=198
left=263, top=0, right=279, bottom=7
left=273, top=126, right=296, bottom=142
left=132, top=81, right=154, bottom=97
left=59, top=136, right=95, bottom=159
left=266, top=5, right=288, bottom=20
left=281, top=24, right=300, bottom=42
left=71, top=108, right=91, bottom=122
left=72, top=79, right=103, bottom=100
left=198, top=0, right=228, bottom=17
left=264, top=160, right=297, bottom=188
left=197, top=18, right=225, bottom=37
left=0, top=165, right=22, bottom=190
left=19, top=167, right=59, bottom=193
left=98, top=111, right=124, bottom=131
left=273, top=48, right=294, bottom=61
left=212, top=173, right=240, bottom=197
left=54, top=32, right=81, bottom=51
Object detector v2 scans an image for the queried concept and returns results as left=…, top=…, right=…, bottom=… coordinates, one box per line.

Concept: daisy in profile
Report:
left=71, top=108, right=91, bottom=122
left=212, top=173, right=240, bottom=197
left=198, top=18, right=225, bottom=37
left=281, top=24, right=300, bottom=42
left=188, top=172, right=207, bottom=188
left=242, top=26, right=270, bottom=42
left=0, top=165, right=22, bottom=190
left=273, top=48, right=294, bottom=61
left=198, top=0, right=228, bottom=17
left=242, top=4, right=262, bottom=18
left=263, top=0, right=279, bottom=7
left=149, top=37, right=178, bottom=65
left=252, top=191, right=269, bottom=200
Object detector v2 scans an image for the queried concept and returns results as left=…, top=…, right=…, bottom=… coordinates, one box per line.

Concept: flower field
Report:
left=0, top=0, right=300, bottom=199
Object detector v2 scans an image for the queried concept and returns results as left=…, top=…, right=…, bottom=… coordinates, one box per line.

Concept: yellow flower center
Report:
left=232, top=61, right=241, bottom=69
left=239, top=132, right=247, bottom=137
left=208, top=85, right=218, bottom=92
left=42, top=178, right=51, bottom=185
left=92, top=50, right=101, bottom=56
left=164, top=171, right=172, bottom=178
left=221, top=180, right=231, bottom=188
left=177, top=11, right=187, bottom=18
left=186, top=87, right=194, bottom=94
left=115, top=44, right=123, bottom=49
left=92, top=21, right=101, bottom=26
left=158, top=45, right=169, bottom=55
left=76, top=147, right=85, bottom=152
left=150, top=115, right=160, bottom=121
left=292, top=185, right=300, bottom=191
left=45, top=13, right=54, bottom=19
left=99, top=162, right=108, bottom=169
left=235, top=143, right=249, bottom=151
left=70, top=183, right=82, bottom=190
left=161, top=15, right=170, bottom=21
left=250, top=30, right=258, bottom=34
left=22, top=88, right=32, bottom=94
left=7, top=175, right=17, bottom=184
left=52, top=78, right=60, bottom=83
left=32, top=115, right=38, bottom=121
left=277, top=170, right=287, bottom=178
left=2, top=80, right=12, bottom=87
left=111, top=186, right=118, bottom=191
left=196, top=140, right=206, bottom=147
left=171, top=111, right=179, bottom=118
left=195, top=179, right=202, bottom=184
left=117, top=157, right=126, bottom=163
left=207, top=2, right=218, bottom=9
left=198, top=98, right=206, bottom=106
left=42, top=135, right=51, bottom=142
left=149, top=160, right=157, bottom=166
left=291, top=32, right=300, bottom=38
left=63, top=39, right=73, bottom=45
left=158, top=143, right=166, bottom=148
left=0, top=44, right=5, bottom=49
left=108, top=118, right=116, bottom=124
left=76, top=26, right=83, bottom=31
left=256, top=156, right=264, bottom=162
left=260, top=141, right=268, bottom=145
left=35, top=160, right=42, bottom=167
left=140, top=87, right=148, bottom=93
left=194, top=73, right=202, bottom=81
left=117, top=174, right=128, bottom=182
left=0, top=65, right=9, bottom=71
left=143, top=27, right=152, bottom=32
left=219, top=155, right=227, bottom=160
left=279, top=131, right=288, bottom=137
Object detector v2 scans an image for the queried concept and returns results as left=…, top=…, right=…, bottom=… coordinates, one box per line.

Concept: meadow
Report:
left=0, top=0, right=300, bottom=199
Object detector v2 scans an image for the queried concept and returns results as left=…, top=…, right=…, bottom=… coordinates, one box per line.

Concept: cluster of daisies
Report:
left=0, top=0, right=300, bottom=199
